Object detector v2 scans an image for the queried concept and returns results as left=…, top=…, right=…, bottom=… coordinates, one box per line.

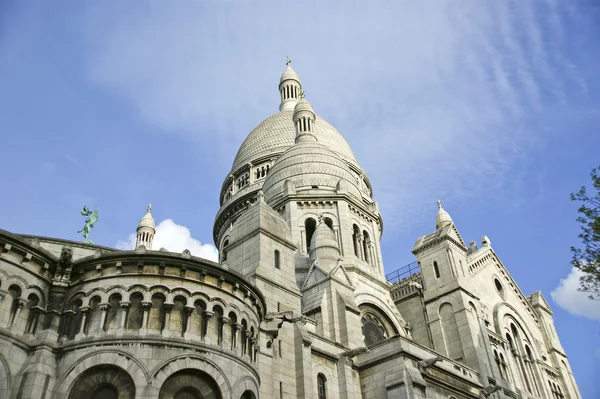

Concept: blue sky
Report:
left=0, top=0, right=598, bottom=396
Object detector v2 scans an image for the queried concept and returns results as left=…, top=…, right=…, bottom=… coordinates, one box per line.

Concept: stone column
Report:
left=141, top=301, right=152, bottom=330
left=244, top=330, right=252, bottom=359
left=163, top=303, right=174, bottom=336
left=76, top=306, right=90, bottom=339
left=221, top=316, right=231, bottom=347
left=99, top=304, right=109, bottom=333
left=119, top=301, right=130, bottom=331
left=183, top=306, right=194, bottom=337
left=357, top=235, right=365, bottom=261
left=233, top=323, right=242, bottom=354
left=337, top=358, right=357, bottom=399
left=203, top=311, right=214, bottom=342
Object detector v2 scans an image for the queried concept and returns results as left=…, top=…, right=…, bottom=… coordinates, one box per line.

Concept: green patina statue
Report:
left=78, top=206, right=99, bottom=244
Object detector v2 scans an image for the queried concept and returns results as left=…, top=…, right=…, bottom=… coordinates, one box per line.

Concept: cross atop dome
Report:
left=286, top=57, right=292, bottom=67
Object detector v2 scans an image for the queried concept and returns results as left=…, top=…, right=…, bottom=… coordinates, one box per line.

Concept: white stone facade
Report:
left=0, top=63, right=580, bottom=399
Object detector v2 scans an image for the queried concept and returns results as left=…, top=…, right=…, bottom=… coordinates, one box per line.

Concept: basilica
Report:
left=0, top=62, right=581, bottom=399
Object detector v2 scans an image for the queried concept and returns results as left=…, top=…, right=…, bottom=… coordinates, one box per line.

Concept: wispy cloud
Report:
left=117, top=219, right=218, bottom=262
left=551, top=267, right=600, bottom=321
left=79, top=0, right=591, bottom=232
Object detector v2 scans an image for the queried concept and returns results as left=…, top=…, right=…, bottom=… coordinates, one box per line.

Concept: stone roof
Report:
left=230, top=109, right=358, bottom=173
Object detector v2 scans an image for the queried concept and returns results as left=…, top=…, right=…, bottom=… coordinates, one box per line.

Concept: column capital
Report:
left=184, top=306, right=195, bottom=315
left=99, top=304, right=109, bottom=312
left=142, top=301, right=152, bottom=310
left=221, top=316, right=231, bottom=325
left=204, top=311, right=214, bottom=319
left=164, top=303, right=174, bottom=313
left=120, top=301, right=131, bottom=309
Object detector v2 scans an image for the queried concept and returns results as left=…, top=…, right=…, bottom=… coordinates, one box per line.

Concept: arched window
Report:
left=324, top=217, right=334, bottom=230
left=229, top=312, right=238, bottom=349
left=363, top=230, right=371, bottom=264
left=8, top=285, right=21, bottom=326
left=317, top=373, right=327, bottom=399
left=104, top=293, right=122, bottom=331
left=241, top=390, right=256, bottom=399
left=352, top=224, right=360, bottom=257
left=213, top=305, right=224, bottom=344
left=433, top=261, right=440, bottom=279
left=222, top=239, right=229, bottom=262
left=305, top=218, right=317, bottom=253
left=274, top=250, right=280, bottom=269
left=126, top=293, right=144, bottom=330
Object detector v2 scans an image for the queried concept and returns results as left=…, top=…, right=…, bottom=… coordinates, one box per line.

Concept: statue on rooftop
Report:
left=78, top=206, right=99, bottom=244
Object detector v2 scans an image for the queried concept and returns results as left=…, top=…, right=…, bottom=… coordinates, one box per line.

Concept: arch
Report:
left=151, top=355, right=231, bottom=398
left=53, top=350, right=149, bottom=399
left=67, top=365, right=135, bottom=399
left=159, top=369, right=221, bottom=399
left=358, top=302, right=400, bottom=347
left=439, top=302, right=465, bottom=361
left=355, top=293, right=404, bottom=335
left=0, top=352, right=11, bottom=399
left=232, top=376, right=259, bottom=399
left=127, top=292, right=144, bottom=330
left=433, top=261, right=441, bottom=278
left=24, top=285, right=46, bottom=307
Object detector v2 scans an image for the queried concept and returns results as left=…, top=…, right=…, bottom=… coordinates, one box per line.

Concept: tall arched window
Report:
left=362, top=230, right=370, bottom=265
left=317, top=373, right=327, bottom=399
left=274, top=250, right=280, bottom=269
left=433, top=261, right=441, bottom=278
left=352, top=224, right=360, bottom=258
left=222, top=239, right=229, bottom=262
left=305, top=218, right=317, bottom=253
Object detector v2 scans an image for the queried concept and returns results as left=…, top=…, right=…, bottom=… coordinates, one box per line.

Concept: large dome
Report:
left=230, top=109, right=358, bottom=173
left=262, top=140, right=362, bottom=204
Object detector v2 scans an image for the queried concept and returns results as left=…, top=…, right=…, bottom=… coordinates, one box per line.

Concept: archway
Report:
left=68, top=365, right=135, bottom=399
left=159, top=369, right=222, bottom=399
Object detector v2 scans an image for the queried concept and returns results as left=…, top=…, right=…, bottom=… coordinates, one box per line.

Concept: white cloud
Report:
left=79, top=1, right=590, bottom=231
left=117, top=219, right=218, bottom=262
left=551, top=267, right=600, bottom=321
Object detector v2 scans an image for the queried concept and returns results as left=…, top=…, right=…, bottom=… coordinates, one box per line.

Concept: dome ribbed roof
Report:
left=280, top=65, right=300, bottom=83
left=138, top=205, right=155, bottom=230
left=231, top=109, right=357, bottom=173
left=262, top=141, right=361, bottom=204
left=435, top=200, right=453, bottom=230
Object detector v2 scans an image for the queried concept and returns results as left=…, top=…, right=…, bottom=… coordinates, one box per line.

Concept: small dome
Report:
left=310, top=218, right=340, bottom=265
left=262, top=141, right=362, bottom=204
left=435, top=200, right=453, bottom=230
left=280, top=64, right=300, bottom=84
left=138, top=204, right=155, bottom=230
left=293, top=97, right=315, bottom=117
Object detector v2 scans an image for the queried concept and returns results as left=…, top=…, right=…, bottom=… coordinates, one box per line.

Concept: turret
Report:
left=309, top=216, right=340, bottom=269
left=293, top=91, right=317, bottom=143
left=279, top=58, right=303, bottom=111
left=136, top=204, right=155, bottom=250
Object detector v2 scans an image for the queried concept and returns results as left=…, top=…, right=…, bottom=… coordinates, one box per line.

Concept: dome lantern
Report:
left=435, top=200, right=453, bottom=230
left=279, top=58, right=303, bottom=111
left=293, top=91, right=317, bottom=143
left=136, top=204, right=156, bottom=250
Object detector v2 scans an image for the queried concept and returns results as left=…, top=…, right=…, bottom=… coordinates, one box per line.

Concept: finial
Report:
left=147, top=203, right=152, bottom=213
left=437, top=199, right=442, bottom=209
left=299, top=90, right=305, bottom=99
left=286, top=57, right=292, bottom=67
left=317, top=214, right=324, bottom=224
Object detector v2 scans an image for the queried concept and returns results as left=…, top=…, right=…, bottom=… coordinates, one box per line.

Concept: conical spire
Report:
left=136, top=204, right=156, bottom=249
left=279, top=58, right=303, bottom=111
left=435, top=200, right=453, bottom=230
